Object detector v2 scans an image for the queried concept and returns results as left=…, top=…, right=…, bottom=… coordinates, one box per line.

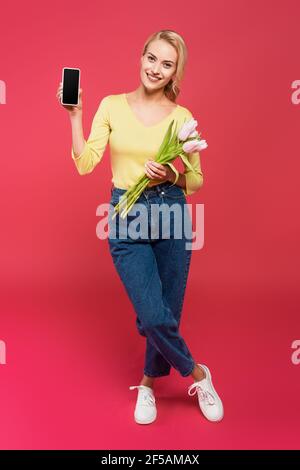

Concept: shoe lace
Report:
left=187, top=382, right=215, bottom=406
left=129, top=385, right=156, bottom=406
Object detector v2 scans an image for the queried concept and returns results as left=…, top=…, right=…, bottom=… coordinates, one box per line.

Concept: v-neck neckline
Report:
left=123, top=93, right=179, bottom=129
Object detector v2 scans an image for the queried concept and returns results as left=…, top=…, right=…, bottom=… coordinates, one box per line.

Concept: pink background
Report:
left=1, top=0, right=300, bottom=450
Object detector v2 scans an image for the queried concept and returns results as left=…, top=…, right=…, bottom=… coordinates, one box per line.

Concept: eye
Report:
left=147, top=56, right=172, bottom=68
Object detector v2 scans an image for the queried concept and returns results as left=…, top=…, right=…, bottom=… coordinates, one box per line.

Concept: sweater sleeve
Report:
left=71, top=96, right=111, bottom=175
left=182, top=110, right=204, bottom=196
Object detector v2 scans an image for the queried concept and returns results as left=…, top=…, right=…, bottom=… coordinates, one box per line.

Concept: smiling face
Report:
left=140, top=39, right=178, bottom=91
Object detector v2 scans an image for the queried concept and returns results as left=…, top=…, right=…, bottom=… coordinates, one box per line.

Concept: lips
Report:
left=147, top=73, right=161, bottom=81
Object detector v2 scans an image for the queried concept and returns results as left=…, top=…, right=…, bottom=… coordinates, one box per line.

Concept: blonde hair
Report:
left=141, top=29, right=188, bottom=103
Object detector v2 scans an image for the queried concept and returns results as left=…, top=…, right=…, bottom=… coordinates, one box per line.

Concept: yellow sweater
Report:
left=71, top=93, right=204, bottom=196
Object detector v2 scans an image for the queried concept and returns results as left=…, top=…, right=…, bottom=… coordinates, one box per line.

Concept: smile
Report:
left=147, top=73, right=161, bottom=82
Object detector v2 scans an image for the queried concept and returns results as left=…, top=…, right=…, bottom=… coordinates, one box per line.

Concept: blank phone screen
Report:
left=62, top=68, right=80, bottom=105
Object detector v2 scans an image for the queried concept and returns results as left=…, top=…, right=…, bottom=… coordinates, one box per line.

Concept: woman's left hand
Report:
left=144, top=159, right=173, bottom=181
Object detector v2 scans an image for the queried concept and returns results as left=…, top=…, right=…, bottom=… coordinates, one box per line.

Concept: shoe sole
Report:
left=134, top=413, right=157, bottom=425
left=199, top=364, right=224, bottom=422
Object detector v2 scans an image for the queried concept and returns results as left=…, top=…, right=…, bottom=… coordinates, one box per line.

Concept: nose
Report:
left=151, top=65, right=160, bottom=75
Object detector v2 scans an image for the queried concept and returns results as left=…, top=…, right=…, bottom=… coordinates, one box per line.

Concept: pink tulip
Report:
left=198, top=140, right=208, bottom=151
left=178, top=118, right=198, bottom=141
left=182, top=139, right=208, bottom=153
left=189, top=130, right=198, bottom=138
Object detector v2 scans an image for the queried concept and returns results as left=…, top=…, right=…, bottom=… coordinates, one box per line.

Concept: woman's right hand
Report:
left=56, top=81, right=83, bottom=115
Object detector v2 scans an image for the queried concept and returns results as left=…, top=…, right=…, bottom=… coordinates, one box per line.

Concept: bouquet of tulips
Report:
left=111, top=117, right=208, bottom=220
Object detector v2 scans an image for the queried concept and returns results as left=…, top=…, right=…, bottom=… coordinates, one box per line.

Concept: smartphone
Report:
left=61, top=67, right=80, bottom=106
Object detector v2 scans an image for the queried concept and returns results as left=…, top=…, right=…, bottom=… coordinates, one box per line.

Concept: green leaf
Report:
left=156, top=120, right=174, bottom=160
left=179, top=153, right=197, bottom=173
left=165, top=162, right=179, bottom=186
left=169, top=120, right=178, bottom=147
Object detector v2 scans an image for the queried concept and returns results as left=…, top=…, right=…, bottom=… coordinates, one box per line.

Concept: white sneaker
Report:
left=187, top=363, right=224, bottom=422
left=129, top=385, right=157, bottom=424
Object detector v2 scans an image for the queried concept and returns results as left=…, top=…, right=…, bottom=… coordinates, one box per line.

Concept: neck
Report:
left=133, top=85, right=167, bottom=104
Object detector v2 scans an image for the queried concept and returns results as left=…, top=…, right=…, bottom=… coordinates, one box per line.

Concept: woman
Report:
left=56, top=30, right=224, bottom=425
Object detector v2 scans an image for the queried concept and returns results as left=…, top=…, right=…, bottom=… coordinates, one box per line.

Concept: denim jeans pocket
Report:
left=162, top=185, right=185, bottom=200
left=110, top=197, right=121, bottom=207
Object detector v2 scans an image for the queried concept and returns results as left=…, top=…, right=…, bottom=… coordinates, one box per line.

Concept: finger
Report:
left=147, top=162, right=165, bottom=176
left=149, top=161, right=164, bottom=170
left=147, top=160, right=163, bottom=171
left=145, top=166, right=155, bottom=178
left=146, top=168, right=162, bottom=180
left=145, top=163, right=160, bottom=177
left=145, top=169, right=154, bottom=179
left=145, top=167, right=156, bottom=179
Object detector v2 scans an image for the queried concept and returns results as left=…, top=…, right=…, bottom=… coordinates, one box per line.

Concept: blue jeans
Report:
left=108, top=181, right=195, bottom=378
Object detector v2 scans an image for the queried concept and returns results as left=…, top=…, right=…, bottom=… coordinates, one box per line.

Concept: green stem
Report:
left=112, top=176, right=150, bottom=219
left=120, top=178, right=149, bottom=218
left=119, top=177, right=148, bottom=210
